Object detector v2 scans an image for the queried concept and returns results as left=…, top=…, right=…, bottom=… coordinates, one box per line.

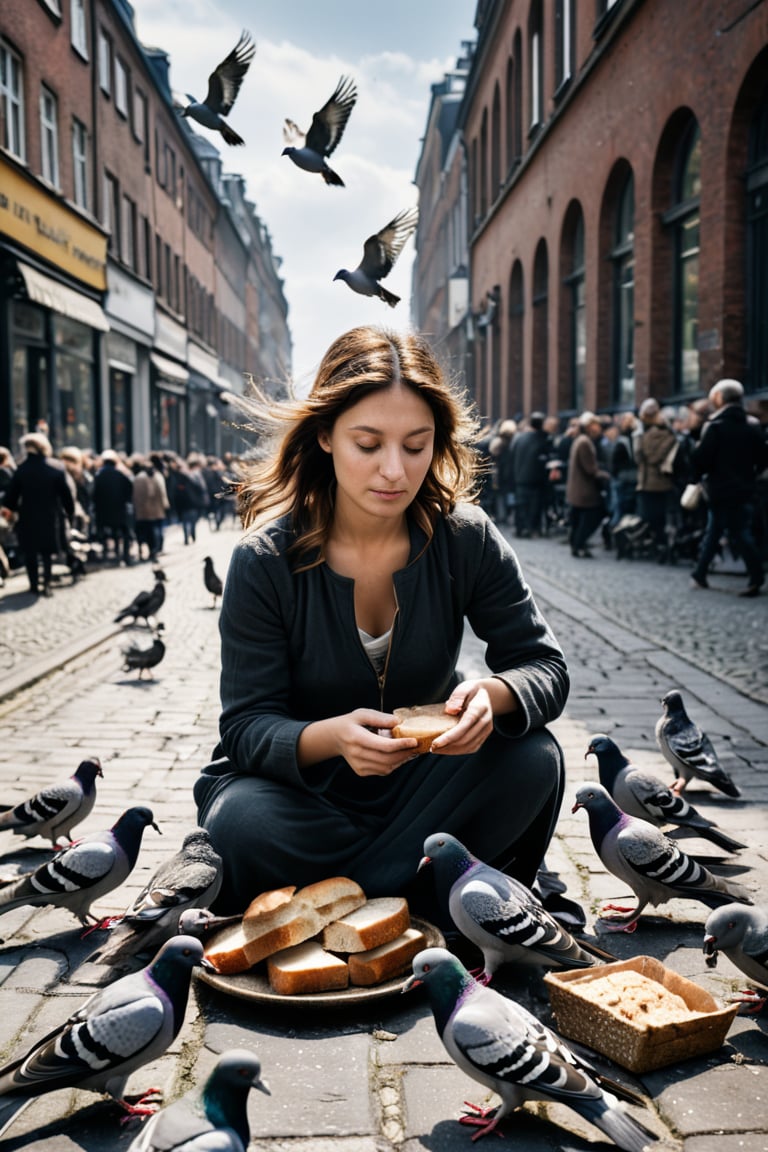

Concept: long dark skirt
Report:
left=194, top=727, right=564, bottom=917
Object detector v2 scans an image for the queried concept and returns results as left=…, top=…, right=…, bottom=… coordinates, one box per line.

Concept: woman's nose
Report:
left=379, top=447, right=406, bottom=480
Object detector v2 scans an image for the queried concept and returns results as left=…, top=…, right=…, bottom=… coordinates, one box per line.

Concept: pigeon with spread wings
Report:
left=334, top=208, right=419, bottom=307
left=177, top=31, right=255, bottom=146
left=282, top=75, right=357, bottom=186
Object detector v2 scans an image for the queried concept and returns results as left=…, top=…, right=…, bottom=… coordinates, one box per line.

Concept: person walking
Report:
left=508, top=412, right=552, bottom=538
left=92, top=450, right=134, bottom=565
left=690, top=379, right=768, bottom=597
left=0, top=433, right=74, bottom=597
left=634, top=398, right=678, bottom=560
left=565, top=412, right=609, bottom=558
left=132, top=458, right=170, bottom=562
left=175, top=456, right=209, bottom=545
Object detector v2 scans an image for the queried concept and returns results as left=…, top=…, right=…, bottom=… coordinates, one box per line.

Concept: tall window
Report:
left=612, top=173, right=635, bottom=405
left=40, top=85, right=59, bottom=187
left=747, top=90, right=768, bottom=394
left=114, top=57, right=128, bottom=118
left=668, top=121, right=701, bottom=394
left=555, top=0, right=575, bottom=93
left=121, top=195, right=136, bottom=269
left=480, top=109, right=488, bottom=217
left=491, top=84, right=501, bottom=198
left=508, top=261, right=524, bottom=415
left=72, top=117, right=88, bottom=209
left=133, top=87, right=147, bottom=153
left=103, top=170, right=119, bottom=255
left=529, top=1, right=543, bottom=131
left=564, top=209, right=586, bottom=411
left=0, top=39, right=24, bottom=160
left=532, top=240, right=549, bottom=412
left=70, top=0, right=87, bottom=56
left=98, top=28, right=111, bottom=94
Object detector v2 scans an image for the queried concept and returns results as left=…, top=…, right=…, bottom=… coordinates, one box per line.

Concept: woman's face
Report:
left=318, top=383, right=435, bottom=524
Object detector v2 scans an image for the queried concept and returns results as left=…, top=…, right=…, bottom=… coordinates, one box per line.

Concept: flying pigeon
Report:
left=122, top=623, right=166, bottom=680
left=0, top=935, right=211, bottom=1139
left=0, top=756, right=103, bottom=848
left=114, top=570, right=167, bottom=627
left=586, top=734, right=746, bottom=854
left=282, top=75, right=357, bottom=186
left=126, top=1048, right=270, bottom=1152
left=703, top=903, right=768, bottom=1013
left=655, top=689, right=741, bottom=797
left=0, top=806, right=160, bottom=926
left=572, top=782, right=752, bottom=932
left=404, top=948, right=658, bottom=1149
left=333, top=207, right=419, bottom=307
left=419, top=833, right=609, bottom=983
left=177, top=31, right=255, bottom=146
left=93, top=829, right=224, bottom=971
left=204, top=556, right=223, bottom=608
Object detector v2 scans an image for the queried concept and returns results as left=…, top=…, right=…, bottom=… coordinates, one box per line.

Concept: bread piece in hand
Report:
left=297, top=876, right=367, bottom=927
left=322, top=896, right=410, bottom=953
left=267, top=941, right=349, bottom=995
left=391, top=703, right=460, bottom=753
left=348, top=927, right=426, bottom=986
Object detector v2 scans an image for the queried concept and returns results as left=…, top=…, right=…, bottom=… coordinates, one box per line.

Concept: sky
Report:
left=129, top=0, right=477, bottom=391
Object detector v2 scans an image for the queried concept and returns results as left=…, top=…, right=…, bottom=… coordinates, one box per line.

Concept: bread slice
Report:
left=204, top=885, right=323, bottom=974
left=348, top=927, right=426, bottom=986
left=297, top=877, right=367, bottom=927
left=391, top=704, right=460, bottom=753
left=267, top=941, right=349, bottom=996
left=322, top=897, right=410, bottom=953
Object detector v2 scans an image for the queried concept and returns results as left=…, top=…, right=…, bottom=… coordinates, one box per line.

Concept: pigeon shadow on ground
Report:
left=0, top=590, right=40, bottom=611
left=0, top=1098, right=133, bottom=1151
left=113, top=675, right=162, bottom=688
left=417, top=1112, right=615, bottom=1151
left=0, top=923, right=108, bottom=974
left=0, top=844, right=53, bottom=868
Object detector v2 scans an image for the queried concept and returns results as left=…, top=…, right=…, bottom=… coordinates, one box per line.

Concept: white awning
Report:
left=150, top=351, right=189, bottom=383
left=19, top=261, right=109, bottom=331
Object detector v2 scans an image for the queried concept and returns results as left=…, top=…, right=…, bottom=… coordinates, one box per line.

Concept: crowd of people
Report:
left=0, top=432, right=239, bottom=598
left=477, top=379, right=768, bottom=596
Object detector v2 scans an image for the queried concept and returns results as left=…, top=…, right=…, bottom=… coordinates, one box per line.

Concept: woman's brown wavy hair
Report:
left=234, top=326, right=481, bottom=567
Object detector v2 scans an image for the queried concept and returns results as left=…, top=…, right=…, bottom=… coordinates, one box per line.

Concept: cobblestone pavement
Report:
left=0, top=521, right=765, bottom=1150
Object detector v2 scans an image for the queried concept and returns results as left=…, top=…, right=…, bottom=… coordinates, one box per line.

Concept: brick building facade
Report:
left=0, top=0, right=290, bottom=457
left=413, top=0, right=768, bottom=425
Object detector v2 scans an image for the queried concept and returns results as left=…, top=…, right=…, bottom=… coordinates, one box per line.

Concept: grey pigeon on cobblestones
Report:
left=703, top=903, right=768, bottom=1012
left=586, top=734, right=746, bottom=853
left=177, top=32, right=255, bottom=146
left=404, top=948, right=658, bottom=1149
left=126, top=1048, right=269, bottom=1152
left=282, top=75, right=357, bottom=186
left=114, top=570, right=167, bottom=627
left=419, top=833, right=609, bottom=982
left=334, top=207, right=419, bottom=307
left=655, top=690, right=741, bottom=797
left=0, top=756, right=102, bottom=848
left=122, top=623, right=166, bottom=680
left=0, top=806, right=160, bottom=926
left=94, top=829, right=224, bottom=972
left=0, top=935, right=210, bottom=1138
left=573, top=783, right=752, bottom=932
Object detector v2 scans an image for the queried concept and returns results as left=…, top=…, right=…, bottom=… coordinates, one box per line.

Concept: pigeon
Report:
left=93, top=829, right=224, bottom=971
left=333, top=207, right=419, bottom=307
left=655, top=689, right=741, bottom=797
left=419, top=832, right=610, bottom=983
left=572, top=782, right=752, bottom=932
left=0, top=935, right=212, bottom=1138
left=281, top=75, right=357, bottom=186
left=0, top=806, right=160, bottom=926
left=126, top=1048, right=270, bottom=1152
left=0, top=756, right=103, bottom=848
left=204, top=556, right=223, bottom=607
left=403, top=948, right=658, bottom=1149
left=176, top=31, right=255, bottom=146
left=176, top=906, right=241, bottom=939
left=703, top=903, right=768, bottom=1012
left=122, top=623, right=166, bottom=680
left=114, top=570, right=167, bottom=627
left=586, top=734, right=746, bottom=854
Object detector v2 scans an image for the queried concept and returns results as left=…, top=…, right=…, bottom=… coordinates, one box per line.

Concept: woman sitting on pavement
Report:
left=194, top=325, right=573, bottom=926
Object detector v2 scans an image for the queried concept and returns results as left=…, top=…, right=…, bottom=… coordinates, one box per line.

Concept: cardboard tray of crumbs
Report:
left=544, top=955, right=739, bottom=1074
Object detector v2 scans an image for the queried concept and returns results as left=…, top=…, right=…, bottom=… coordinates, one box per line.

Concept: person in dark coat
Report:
left=1, top=433, right=74, bottom=596
left=691, top=379, right=768, bottom=596
left=508, top=412, right=552, bottom=538
left=92, top=450, right=134, bottom=564
left=565, top=412, right=609, bottom=557
left=194, top=325, right=570, bottom=919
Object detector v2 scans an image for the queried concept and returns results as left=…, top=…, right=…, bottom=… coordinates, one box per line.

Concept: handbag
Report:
left=680, top=482, right=704, bottom=511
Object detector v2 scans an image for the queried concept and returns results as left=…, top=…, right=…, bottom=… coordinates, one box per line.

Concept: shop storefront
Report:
left=187, top=341, right=226, bottom=456
left=105, top=264, right=155, bottom=455
left=0, top=154, right=108, bottom=452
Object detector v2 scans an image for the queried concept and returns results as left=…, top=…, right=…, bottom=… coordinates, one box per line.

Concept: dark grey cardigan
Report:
left=205, top=502, right=569, bottom=800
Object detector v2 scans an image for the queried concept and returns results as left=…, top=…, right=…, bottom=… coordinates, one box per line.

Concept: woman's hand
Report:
left=430, top=677, right=515, bottom=756
left=300, top=709, right=419, bottom=778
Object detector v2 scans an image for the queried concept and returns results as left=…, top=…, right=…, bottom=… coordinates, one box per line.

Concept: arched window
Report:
left=563, top=207, right=586, bottom=411
left=612, top=173, right=635, bottom=405
left=664, top=120, right=701, bottom=393
left=508, top=261, right=524, bottom=416
left=532, top=239, right=548, bottom=412
left=491, top=83, right=501, bottom=198
left=747, top=87, right=768, bottom=392
left=528, top=1, right=543, bottom=133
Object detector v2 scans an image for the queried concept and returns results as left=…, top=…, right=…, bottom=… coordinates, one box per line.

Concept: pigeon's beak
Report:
left=199, top=957, right=217, bottom=972
left=205, top=913, right=241, bottom=931
left=333, top=271, right=342, bottom=281
left=402, top=973, right=422, bottom=993
left=571, top=800, right=583, bottom=814
left=417, top=855, right=431, bottom=872
left=584, top=748, right=592, bottom=760
left=702, top=933, right=718, bottom=962
left=254, top=1076, right=271, bottom=1096
left=152, top=821, right=162, bottom=835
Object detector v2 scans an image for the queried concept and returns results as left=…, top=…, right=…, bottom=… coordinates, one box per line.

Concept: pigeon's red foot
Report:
left=118, top=1089, right=163, bottom=1124
left=728, top=988, right=767, bottom=1015
left=468, top=966, right=492, bottom=986
left=81, top=914, right=122, bottom=938
left=670, top=778, right=686, bottom=795
left=597, top=904, right=639, bottom=933
left=459, top=1101, right=504, bottom=1140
